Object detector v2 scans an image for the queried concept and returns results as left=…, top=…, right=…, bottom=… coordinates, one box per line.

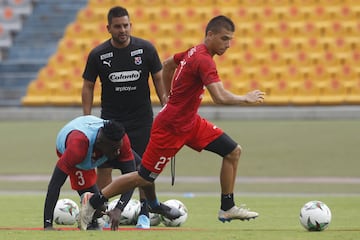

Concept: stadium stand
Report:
left=16, top=0, right=360, bottom=106
left=0, top=0, right=88, bottom=106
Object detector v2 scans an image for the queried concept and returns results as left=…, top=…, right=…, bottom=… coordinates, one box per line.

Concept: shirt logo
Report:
left=109, top=71, right=141, bottom=82
left=103, top=60, right=111, bottom=67
left=131, top=49, right=143, bottom=56
left=134, top=56, right=142, bottom=65
left=100, top=52, right=113, bottom=60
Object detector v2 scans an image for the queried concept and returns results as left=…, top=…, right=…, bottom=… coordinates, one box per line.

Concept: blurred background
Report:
left=0, top=0, right=359, bottom=109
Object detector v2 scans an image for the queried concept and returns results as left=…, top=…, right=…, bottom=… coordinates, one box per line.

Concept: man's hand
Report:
left=107, top=208, right=122, bottom=231
left=245, top=90, right=265, bottom=103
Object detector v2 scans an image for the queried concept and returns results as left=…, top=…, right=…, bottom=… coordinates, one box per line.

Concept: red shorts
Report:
left=67, top=168, right=97, bottom=191
left=141, top=115, right=223, bottom=174
left=56, top=150, right=98, bottom=191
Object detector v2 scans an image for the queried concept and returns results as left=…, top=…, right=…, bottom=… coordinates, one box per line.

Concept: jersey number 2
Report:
left=154, top=156, right=171, bottom=171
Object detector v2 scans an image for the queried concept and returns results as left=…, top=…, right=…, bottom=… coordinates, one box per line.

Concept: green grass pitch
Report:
left=0, top=119, right=359, bottom=239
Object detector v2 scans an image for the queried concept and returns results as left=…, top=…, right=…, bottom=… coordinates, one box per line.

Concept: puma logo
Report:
left=103, top=60, right=111, bottom=67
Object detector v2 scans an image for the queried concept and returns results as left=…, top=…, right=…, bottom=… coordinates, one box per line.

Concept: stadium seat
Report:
left=21, top=0, right=360, bottom=106
left=21, top=80, right=52, bottom=106
left=318, top=77, right=347, bottom=105
left=57, top=38, right=79, bottom=52
left=163, top=0, right=188, bottom=6
left=76, top=6, right=101, bottom=24
left=87, top=0, right=114, bottom=8
left=0, top=6, right=21, bottom=31
left=345, top=78, right=360, bottom=104
left=7, top=0, right=33, bottom=16
left=0, top=24, right=11, bottom=48
left=48, top=80, right=82, bottom=106
left=265, top=78, right=294, bottom=105
left=291, top=78, right=320, bottom=105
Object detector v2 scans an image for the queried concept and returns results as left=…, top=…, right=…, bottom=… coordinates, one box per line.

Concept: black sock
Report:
left=221, top=193, right=235, bottom=211
left=89, top=191, right=108, bottom=209
left=139, top=199, right=149, bottom=217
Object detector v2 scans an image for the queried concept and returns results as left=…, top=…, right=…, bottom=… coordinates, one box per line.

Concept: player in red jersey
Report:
left=43, top=116, right=136, bottom=230
left=79, top=15, right=265, bottom=230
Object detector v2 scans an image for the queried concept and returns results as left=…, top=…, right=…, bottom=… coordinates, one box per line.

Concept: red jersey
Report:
left=56, top=130, right=133, bottom=174
left=157, top=44, right=221, bottom=133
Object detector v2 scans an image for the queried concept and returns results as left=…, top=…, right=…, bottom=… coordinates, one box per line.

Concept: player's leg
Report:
left=135, top=126, right=183, bottom=220
left=204, top=134, right=259, bottom=222
left=188, top=116, right=259, bottom=222
left=132, top=150, right=151, bottom=228
left=126, top=126, right=152, bottom=228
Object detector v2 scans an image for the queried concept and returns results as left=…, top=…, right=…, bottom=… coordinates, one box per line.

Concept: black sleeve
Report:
left=43, top=166, right=68, bottom=228
left=115, top=159, right=137, bottom=211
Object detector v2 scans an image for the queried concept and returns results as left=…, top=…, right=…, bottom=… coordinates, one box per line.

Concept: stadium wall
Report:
left=0, top=106, right=360, bottom=121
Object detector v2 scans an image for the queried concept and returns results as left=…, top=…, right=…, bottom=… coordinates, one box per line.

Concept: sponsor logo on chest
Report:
left=109, top=70, right=141, bottom=82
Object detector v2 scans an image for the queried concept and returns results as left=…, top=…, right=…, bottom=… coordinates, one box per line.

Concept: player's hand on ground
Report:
left=107, top=208, right=122, bottom=231
left=245, top=90, right=265, bottom=103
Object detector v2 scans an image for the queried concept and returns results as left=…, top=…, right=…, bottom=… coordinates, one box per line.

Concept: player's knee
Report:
left=226, top=144, right=241, bottom=161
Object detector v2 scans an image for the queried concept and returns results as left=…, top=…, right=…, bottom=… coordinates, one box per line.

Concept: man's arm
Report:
left=161, top=56, right=178, bottom=100
left=151, top=70, right=168, bottom=106
left=82, top=79, right=95, bottom=115
left=43, top=166, right=68, bottom=229
left=206, top=82, right=265, bottom=105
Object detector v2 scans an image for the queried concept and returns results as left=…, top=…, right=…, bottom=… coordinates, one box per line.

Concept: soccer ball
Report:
left=149, top=212, right=161, bottom=226
left=104, top=198, right=141, bottom=225
left=120, top=199, right=141, bottom=225
left=299, top=200, right=332, bottom=231
left=54, top=198, right=80, bottom=225
left=160, top=199, right=188, bottom=227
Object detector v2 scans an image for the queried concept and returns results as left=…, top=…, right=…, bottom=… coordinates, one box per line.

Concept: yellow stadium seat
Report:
left=64, top=22, right=88, bottom=39
left=345, top=77, right=360, bottom=104
left=277, top=5, right=306, bottom=22
left=318, top=78, right=347, bottom=105
left=137, top=0, right=164, bottom=6
left=23, top=0, right=359, bottom=106
left=57, top=38, right=85, bottom=54
left=265, top=78, right=294, bottom=105
left=21, top=80, right=51, bottom=106
left=87, top=0, right=120, bottom=8
left=48, top=80, right=82, bottom=106
left=76, top=6, right=101, bottom=24
left=291, top=78, right=321, bottom=105
left=163, top=0, right=188, bottom=6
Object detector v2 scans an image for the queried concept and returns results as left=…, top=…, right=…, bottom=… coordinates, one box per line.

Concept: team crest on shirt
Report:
left=134, top=56, right=142, bottom=65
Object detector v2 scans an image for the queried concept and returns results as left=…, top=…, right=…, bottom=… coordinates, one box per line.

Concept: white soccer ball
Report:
left=299, top=200, right=332, bottom=231
left=160, top=199, right=188, bottom=227
left=120, top=199, right=141, bottom=225
left=149, top=212, right=161, bottom=226
left=54, top=198, right=80, bottom=225
left=104, top=198, right=141, bottom=225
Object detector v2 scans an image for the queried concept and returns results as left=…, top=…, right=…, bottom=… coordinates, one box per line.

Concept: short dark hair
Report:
left=107, top=6, right=129, bottom=24
left=205, top=15, right=235, bottom=35
left=102, top=120, right=125, bottom=141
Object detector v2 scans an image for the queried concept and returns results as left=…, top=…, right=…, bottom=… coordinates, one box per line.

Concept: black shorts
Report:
left=204, top=133, right=238, bottom=157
